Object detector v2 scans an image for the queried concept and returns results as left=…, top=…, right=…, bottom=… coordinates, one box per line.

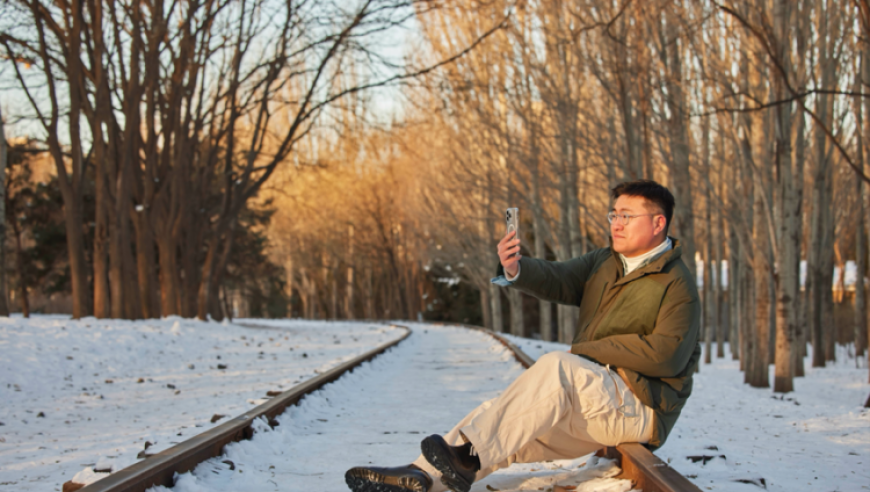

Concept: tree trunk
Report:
left=285, top=255, right=294, bottom=318
left=856, top=175, right=867, bottom=359
left=729, top=228, right=740, bottom=360
left=365, top=265, right=374, bottom=320
left=405, top=258, right=417, bottom=320
left=530, top=130, right=553, bottom=340
left=157, top=235, right=181, bottom=317
left=480, top=283, right=492, bottom=330
left=749, top=180, right=770, bottom=388
left=62, top=198, right=90, bottom=319
left=197, top=239, right=219, bottom=321
left=180, top=216, right=201, bottom=318
left=662, top=7, right=697, bottom=282
left=197, top=218, right=237, bottom=321
left=490, top=283, right=504, bottom=332
left=132, top=211, right=159, bottom=318
left=93, top=156, right=110, bottom=318
left=299, top=268, right=310, bottom=318
left=507, top=289, right=524, bottom=337
left=809, top=173, right=826, bottom=367
left=769, top=268, right=777, bottom=368
left=727, top=151, right=741, bottom=361
left=821, top=162, right=836, bottom=362
left=863, top=19, right=870, bottom=384
left=740, top=251, right=754, bottom=377
left=9, top=213, right=28, bottom=317
left=703, top=112, right=714, bottom=364
left=557, top=144, right=578, bottom=344
left=0, top=107, right=9, bottom=316
left=704, top=214, right=714, bottom=365
left=108, top=191, right=127, bottom=319
left=793, top=98, right=809, bottom=379
left=331, top=262, right=338, bottom=319
left=771, top=0, right=799, bottom=393
left=50, top=137, right=90, bottom=320
left=809, top=0, right=837, bottom=364
left=535, top=220, right=552, bottom=340
left=208, top=223, right=239, bottom=321
left=346, top=224, right=355, bottom=319
left=715, top=176, right=725, bottom=359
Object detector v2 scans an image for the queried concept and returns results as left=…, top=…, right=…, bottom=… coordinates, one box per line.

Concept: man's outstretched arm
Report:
left=498, top=256, right=601, bottom=306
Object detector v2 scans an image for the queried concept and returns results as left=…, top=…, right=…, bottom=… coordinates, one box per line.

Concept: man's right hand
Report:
left=498, top=230, right=522, bottom=278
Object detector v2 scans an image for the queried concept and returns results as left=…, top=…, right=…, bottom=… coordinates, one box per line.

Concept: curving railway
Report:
left=69, top=322, right=700, bottom=492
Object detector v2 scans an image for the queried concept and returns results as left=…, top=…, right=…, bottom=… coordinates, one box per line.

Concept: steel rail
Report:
left=441, top=322, right=702, bottom=492
left=70, top=324, right=411, bottom=492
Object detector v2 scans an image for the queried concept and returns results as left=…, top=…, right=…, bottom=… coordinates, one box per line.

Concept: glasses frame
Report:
left=607, top=212, right=661, bottom=226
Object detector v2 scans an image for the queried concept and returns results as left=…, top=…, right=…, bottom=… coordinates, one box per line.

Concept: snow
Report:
left=0, top=315, right=405, bottom=491
left=696, top=259, right=861, bottom=291
left=504, top=334, right=870, bottom=491
left=3, top=316, right=868, bottom=492
left=157, top=324, right=633, bottom=492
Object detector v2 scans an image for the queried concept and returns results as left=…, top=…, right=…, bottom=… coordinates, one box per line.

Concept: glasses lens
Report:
left=608, top=213, right=628, bottom=225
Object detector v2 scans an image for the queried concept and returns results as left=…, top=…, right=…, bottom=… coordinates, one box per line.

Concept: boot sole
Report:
left=420, top=436, right=473, bottom=492
left=345, top=467, right=429, bottom=492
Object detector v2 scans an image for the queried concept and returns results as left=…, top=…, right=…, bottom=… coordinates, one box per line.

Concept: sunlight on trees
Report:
left=2, top=0, right=870, bottom=390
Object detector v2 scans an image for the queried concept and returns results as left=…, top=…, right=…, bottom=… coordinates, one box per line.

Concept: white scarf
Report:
left=620, top=237, right=672, bottom=276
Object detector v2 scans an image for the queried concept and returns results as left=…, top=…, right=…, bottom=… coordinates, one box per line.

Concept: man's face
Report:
left=610, top=195, right=667, bottom=258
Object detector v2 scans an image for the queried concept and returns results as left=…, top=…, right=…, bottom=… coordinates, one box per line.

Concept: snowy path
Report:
left=161, top=324, right=633, bottom=492
left=0, top=317, right=404, bottom=491
left=15, top=316, right=861, bottom=492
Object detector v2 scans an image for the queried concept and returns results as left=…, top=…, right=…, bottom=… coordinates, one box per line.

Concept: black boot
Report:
left=420, top=435, right=480, bottom=492
left=345, top=464, right=432, bottom=492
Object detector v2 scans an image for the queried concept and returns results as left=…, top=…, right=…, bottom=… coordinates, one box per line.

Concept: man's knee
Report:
left=536, top=350, right=575, bottom=367
left=535, top=350, right=598, bottom=372
left=531, top=351, right=583, bottom=382
left=533, top=351, right=606, bottom=389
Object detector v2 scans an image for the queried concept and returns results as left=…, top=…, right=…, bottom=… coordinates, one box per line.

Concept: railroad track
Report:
left=69, top=322, right=700, bottom=492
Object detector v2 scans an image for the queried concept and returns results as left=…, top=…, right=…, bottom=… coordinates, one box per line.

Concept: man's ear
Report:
left=655, top=215, right=667, bottom=236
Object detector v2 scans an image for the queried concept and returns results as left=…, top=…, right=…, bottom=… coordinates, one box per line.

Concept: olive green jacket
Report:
left=494, top=238, right=701, bottom=450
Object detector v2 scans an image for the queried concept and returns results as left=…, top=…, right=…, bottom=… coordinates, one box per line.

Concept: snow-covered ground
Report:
left=504, top=334, right=870, bottom=491
left=0, top=316, right=405, bottom=491
left=3, top=317, right=868, bottom=492
left=158, top=323, right=634, bottom=492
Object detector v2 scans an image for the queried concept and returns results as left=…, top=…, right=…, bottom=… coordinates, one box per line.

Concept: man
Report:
left=346, top=180, right=700, bottom=492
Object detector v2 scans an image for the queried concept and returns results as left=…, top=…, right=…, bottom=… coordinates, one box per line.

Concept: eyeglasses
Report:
left=606, top=212, right=659, bottom=225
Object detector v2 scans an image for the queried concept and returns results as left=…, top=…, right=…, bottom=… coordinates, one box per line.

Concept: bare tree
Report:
left=0, top=106, right=8, bottom=316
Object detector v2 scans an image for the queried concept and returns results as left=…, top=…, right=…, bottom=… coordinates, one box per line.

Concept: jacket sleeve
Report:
left=497, top=251, right=600, bottom=306
left=570, top=272, right=700, bottom=378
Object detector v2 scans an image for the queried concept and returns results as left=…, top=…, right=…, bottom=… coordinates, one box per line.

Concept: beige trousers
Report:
left=411, top=351, right=655, bottom=492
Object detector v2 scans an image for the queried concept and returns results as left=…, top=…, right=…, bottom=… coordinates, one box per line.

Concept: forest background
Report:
left=1, top=0, right=869, bottom=393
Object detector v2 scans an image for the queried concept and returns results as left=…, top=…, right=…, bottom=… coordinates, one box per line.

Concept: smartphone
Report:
left=505, top=208, right=519, bottom=256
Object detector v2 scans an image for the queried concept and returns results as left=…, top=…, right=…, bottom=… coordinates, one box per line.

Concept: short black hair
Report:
left=610, top=180, right=675, bottom=234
